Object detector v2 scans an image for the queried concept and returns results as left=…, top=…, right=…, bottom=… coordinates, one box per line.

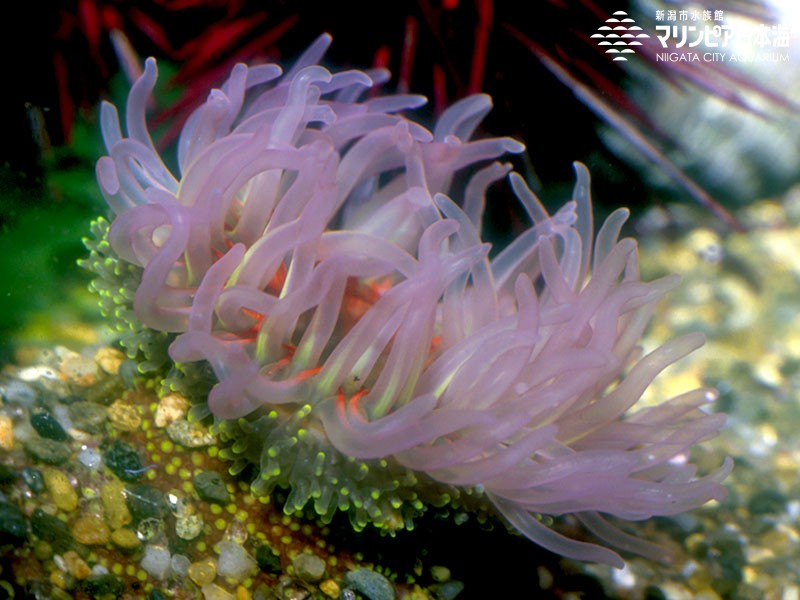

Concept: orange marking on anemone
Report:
left=234, top=308, right=266, bottom=342
left=342, top=276, right=392, bottom=328
left=292, top=366, right=322, bottom=382
left=336, top=387, right=371, bottom=426
left=349, top=389, right=369, bottom=416
left=268, top=262, right=288, bottom=294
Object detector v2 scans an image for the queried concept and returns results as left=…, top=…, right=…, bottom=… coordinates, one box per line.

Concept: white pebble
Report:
left=171, top=554, right=191, bottom=577
left=140, top=544, right=171, bottom=580
left=77, top=446, right=102, bottom=470
left=216, top=540, right=257, bottom=582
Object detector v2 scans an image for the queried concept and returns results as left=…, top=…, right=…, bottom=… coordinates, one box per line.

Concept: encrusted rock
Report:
left=154, top=393, right=190, bottom=427
left=107, top=400, right=141, bottom=431
left=166, top=419, right=215, bottom=448
left=95, top=348, right=125, bottom=375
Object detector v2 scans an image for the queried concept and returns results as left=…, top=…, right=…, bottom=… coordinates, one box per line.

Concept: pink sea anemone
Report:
left=91, top=34, right=730, bottom=567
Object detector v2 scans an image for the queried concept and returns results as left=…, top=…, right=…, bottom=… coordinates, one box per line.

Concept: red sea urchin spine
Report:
left=91, top=34, right=730, bottom=567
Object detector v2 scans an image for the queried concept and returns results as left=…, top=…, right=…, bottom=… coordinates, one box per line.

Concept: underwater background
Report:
left=1, top=1, right=800, bottom=598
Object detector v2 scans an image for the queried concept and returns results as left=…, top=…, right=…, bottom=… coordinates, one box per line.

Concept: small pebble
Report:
left=0, top=501, right=28, bottom=544
left=110, top=528, right=140, bottom=550
left=293, top=552, right=326, bottom=582
left=255, top=543, right=282, bottom=574
left=24, top=437, right=71, bottom=465
left=189, top=558, right=217, bottom=586
left=62, top=550, right=92, bottom=579
left=194, top=471, right=231, bottom=505
left=77, top=446, right=102, bottom=470
left=43, top=468, right=78, bottom=512
left=428, top=580, right=464, bottom=600
left=201, top=583, right=235, bottom=600
left=30, top=411, right=68, bottom=441
left=107, top=400, right=141, bottom=431
left=1, top=379, right=37, bottom=405
left=320, top=580, right=341, bottom=599
left=430, top=566, right=451, bottom=582
left=21, top=467, right=45, bottom=493
left=125, top=484, right=168, bottom=522
left=95, top=348, right=124, bottom=375
left=67, top=401, right=107, bottom=434
left=136, top=517, right=164, bottom=541
left=83, top=573, right=125, bottom=598
left=104, top=439, right=144, bottom=481
left=217, top=540, right=258, bottom=582
left=344, top=568, right=396, bottom=600
left=59, top=352, right=98, bottom=387
left=154, top=393, right=190, bottom=427
left=0, top=463, right=16, bottom=483
left=101, top=480, right=132, bottom=529
left=0, top=415, right=14, bottom=450
left=31, top=509, right=74, bottom=554
left=71, top=515, right=111, bottom=545
left=167, top=419, right=215, bottom=447
left=141, top=544, right=172, bottom=580
left=176, top=514, right=204, bottom=540
left=171, top=554, right=191, bottom=577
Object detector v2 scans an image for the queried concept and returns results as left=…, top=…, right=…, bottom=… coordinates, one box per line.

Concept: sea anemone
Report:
left=86, top=34, right=731, bottom=567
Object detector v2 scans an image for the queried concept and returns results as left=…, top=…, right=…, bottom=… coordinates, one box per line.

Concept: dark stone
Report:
left=345, top=568, right=396, bottom=600
left=30, top=411, right=68, bottom=441
left=643, top=585, right=668, bottom=600
left=83, top=573, right=125, bottom=598
left=83, top=375, right=125, bottom=406
left=193, top=471, right=231, bottom=505
left=0, top=501, right=28, bottom=544
left=748, top=489, right=786, bottom=515
left=68, top=401, right=107, bottom=434
left=429, top=580, right=464, bottom=600
left=104, top=440, right=143, bottom=481
left=21, top=467, right=45, bottom=493
left=0, top=463, right=16, bottom=484
left=31, top=509, right=73, bottom=554
left=23, top=437, right=71, bottom=465
left=255, top=543, right=282, bottom=574
left=125, top=484, right=168, bottom=523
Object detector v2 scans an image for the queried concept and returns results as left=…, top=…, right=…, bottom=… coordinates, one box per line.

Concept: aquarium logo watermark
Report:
left=591, top=11, right=650, bottom=61
left=594, top=8, right=794, bottom=64
left=654, top=8, right=792, bottom=63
